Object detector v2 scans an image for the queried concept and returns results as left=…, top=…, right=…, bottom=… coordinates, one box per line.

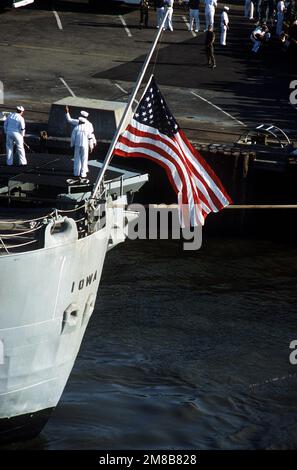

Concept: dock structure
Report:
left=0, top=2, right=296, bottom=138
left=0, top=2, right=296, bottom=235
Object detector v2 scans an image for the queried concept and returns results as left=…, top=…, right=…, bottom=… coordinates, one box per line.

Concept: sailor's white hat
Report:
left=80, top=110, right=89, bottom=117
left=16, top=105, right=25, bottom=112
left=224, top=6, right=230, bottom=10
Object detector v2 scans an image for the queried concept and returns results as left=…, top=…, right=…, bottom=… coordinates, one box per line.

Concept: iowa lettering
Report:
left=71, top=271, right=97, bottom=292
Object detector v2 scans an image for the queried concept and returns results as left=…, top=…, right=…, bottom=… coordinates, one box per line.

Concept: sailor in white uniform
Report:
left=71, top=117, right=96, bottom=181
left=205, top=0, right=217, bottom=30
left=220, top=6, right=229, bottom=45
left=65, top=106, right=96, bottom=146
left=165, top=0, right=174, bottom=31
left=4, top=105, right=27, bottom=166
left=65, top=107, right=95, bottom=139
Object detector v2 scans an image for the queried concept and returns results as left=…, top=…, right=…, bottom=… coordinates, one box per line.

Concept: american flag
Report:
left=114, top=76, right=232, bottom=226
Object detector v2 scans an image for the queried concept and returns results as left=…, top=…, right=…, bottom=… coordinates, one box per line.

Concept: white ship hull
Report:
left=0, top=195, right=136, bottom=442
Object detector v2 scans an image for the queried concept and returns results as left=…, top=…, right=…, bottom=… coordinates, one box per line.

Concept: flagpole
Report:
left=91, top=9, right=169, bottom=199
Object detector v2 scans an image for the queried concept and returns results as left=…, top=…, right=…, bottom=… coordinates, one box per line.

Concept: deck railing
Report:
left=0, top=204, right=88, bottom=254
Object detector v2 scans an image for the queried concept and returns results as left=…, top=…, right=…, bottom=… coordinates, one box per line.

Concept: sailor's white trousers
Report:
left=74, top=145, right=89, bottom=178
left=6, top=131, right=27, bottom=166
left=165, top=7, right=174, bottom=31
left=220, top=25, right=227, bottom=45
left=205, top=6, right=215, bottom=29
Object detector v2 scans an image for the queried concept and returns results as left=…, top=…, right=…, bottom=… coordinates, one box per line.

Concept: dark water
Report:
left=7, top=238, right=297, bottom=449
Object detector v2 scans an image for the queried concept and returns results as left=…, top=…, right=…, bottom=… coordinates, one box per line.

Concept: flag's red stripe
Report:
left=120, top=126, right=202, bottom=211
left=174, top=133, right=224, bottom=212
left=125, top=124, right=186, bottom=161
left=115, top=141, right=189, bottom=207
left=126, top=123, right=228, bottom=205
left=118, top=127, right=217, bottom=223
left=179, top=130, right=232, bottom=203
left=115, top=148, right=186, bottom=208
left=175, top=132, right=229, bottom=208
left=118, top=134, right=193, bottom=207
left=115, top=116, right=232, bottom=226
left=170, top=134, right=213, bottom=213
left=175, top=132, right=230, bottom=211
left=126, top=122, right=229, bottom=211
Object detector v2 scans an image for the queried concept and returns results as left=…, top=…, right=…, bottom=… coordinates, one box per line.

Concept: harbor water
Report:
left=4, top=237, right=297, bottom=450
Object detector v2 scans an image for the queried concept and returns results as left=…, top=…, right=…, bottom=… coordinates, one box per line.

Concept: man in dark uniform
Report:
left=267, top=0, right=276, bottom=23
left=189, top=0, right=201, bottom=32
left=205, top=25, right=216, bottom=68
left=259, top=0, right=269, bottom=23
left=288, top=20, right=297, bottom=64
left=140, top=0, right=150, bottom=28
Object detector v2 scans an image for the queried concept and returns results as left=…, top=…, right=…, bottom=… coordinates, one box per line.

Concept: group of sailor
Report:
left=246, top=1, right=288, bottom=53
left=148, top=1, right=295, bottom=53
left=151, top=0, right=230, bottom=46
left=3, top=106, right=96, bottom=182
left=244, top=0, right=286, bottom=33
left=3, top=3, right=293, bottom=168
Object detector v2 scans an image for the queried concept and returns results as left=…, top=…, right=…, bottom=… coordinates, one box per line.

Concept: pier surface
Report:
left=0, top=0, right=296, bottom=145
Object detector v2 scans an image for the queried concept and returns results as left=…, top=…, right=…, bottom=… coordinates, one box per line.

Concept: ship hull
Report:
left=0, top=407, right=54, bottom=443
left=0, top=211, right=114, bottom=443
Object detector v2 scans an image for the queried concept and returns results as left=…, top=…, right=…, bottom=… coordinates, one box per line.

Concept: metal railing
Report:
left=103, top=174, right=124, bottom=199
left=0, top=204, right=89, bottom=255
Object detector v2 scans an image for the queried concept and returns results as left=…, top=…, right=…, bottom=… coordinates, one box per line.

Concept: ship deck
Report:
left=0, top=152, right=148, bottom=255
left=0, top=153, right=147, bottom=204
left=0, top=153, right=122, bottom=193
